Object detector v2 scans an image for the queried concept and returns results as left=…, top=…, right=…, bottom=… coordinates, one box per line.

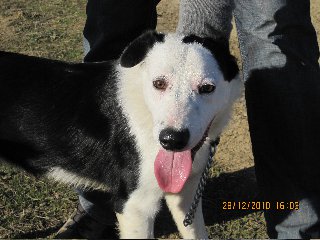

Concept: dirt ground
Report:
left=0, top=0, right=319, bottom=238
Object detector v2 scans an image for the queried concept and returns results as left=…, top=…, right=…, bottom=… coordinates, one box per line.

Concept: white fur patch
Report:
left=116, top=33, right=242, bottom=238
left=47, top=167, right=109, bottom=191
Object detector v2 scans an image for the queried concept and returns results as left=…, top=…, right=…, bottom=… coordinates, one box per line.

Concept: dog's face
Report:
left=143, top=36, right=230, bottom=151
left=120, top=31, right=239, bottom=193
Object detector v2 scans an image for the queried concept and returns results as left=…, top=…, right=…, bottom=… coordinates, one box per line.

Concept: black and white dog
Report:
left=0, top=30, right=240, bottom=238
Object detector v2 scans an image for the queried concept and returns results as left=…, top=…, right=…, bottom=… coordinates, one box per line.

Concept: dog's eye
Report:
left=153, top=79, right=167, bottom=90
left=198, top=84, right=216, bottom=94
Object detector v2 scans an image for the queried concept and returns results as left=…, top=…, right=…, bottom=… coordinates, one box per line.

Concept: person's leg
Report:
left=56, top=0, right=159, bottom=238
left=233, top=0, right=320, bottom=238
left=177, top=0, right=233, bottom=40
left=83, top=0, right=159, bottom=62
left=56, top=190, right=117, bottom=239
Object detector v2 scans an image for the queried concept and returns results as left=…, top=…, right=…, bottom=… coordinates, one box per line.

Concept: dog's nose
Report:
left=159, top=128, right=190, bottom=151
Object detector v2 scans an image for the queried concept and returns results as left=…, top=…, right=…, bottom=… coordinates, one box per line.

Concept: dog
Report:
left=0, top=30, right=240, bottom=238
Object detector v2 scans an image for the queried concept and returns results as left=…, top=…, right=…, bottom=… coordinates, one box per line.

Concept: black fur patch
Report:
left=0, top=51, right=140, bottom=212
left=120, top=30, right=165, bottom=68
left=182, top=35, right=239, bottom=81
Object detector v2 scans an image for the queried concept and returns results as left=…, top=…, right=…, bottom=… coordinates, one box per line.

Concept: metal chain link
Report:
left=183, top=137, right=220, bottom=227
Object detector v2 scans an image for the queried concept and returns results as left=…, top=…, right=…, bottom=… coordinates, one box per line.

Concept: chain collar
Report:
left=183, top=137, right=220, bottom=227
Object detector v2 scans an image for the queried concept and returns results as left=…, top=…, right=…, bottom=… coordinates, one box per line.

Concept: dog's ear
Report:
left=120, top=30, right=165, bottom=68
left=182, top=35, right=239, bottom=82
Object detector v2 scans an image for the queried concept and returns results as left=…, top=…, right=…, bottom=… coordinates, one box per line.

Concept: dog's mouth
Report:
left=191, top=126, right=210, bottom=159
left=154, top=124, right=211, bottom=193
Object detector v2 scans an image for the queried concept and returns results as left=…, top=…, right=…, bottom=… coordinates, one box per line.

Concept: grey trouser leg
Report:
left=177, top=0, right=233, bottom=40
left=78, top=0, right=159, bottom=224
left=234, top=1, right=320, bottom=238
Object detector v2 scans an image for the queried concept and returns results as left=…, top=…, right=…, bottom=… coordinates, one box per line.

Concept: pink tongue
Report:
left=154, top=149, right=192, bottom=193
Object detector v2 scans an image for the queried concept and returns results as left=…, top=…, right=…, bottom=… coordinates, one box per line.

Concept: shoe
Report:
left=55, top=203, right=118, bottom=239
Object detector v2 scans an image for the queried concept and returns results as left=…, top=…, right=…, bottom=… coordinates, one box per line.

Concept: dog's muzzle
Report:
left=154, top=125, right=211, bottom=193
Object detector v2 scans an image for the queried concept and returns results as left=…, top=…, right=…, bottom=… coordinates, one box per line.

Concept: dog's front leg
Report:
left=165, top=170, right=208, bottom=238
left=116, top=189, right=162, bottom=239
left=116, top=211, right=155, bottom=239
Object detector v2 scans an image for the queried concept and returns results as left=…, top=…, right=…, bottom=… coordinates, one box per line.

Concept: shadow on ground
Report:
left=13, top=225, right=62, bottom=239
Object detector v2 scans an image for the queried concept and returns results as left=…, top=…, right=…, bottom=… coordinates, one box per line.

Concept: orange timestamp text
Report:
left=222, top=201, right=299, bottom=210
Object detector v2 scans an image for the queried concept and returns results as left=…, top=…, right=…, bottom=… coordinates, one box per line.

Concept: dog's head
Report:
left=120, top=31, right=240, bottom=193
